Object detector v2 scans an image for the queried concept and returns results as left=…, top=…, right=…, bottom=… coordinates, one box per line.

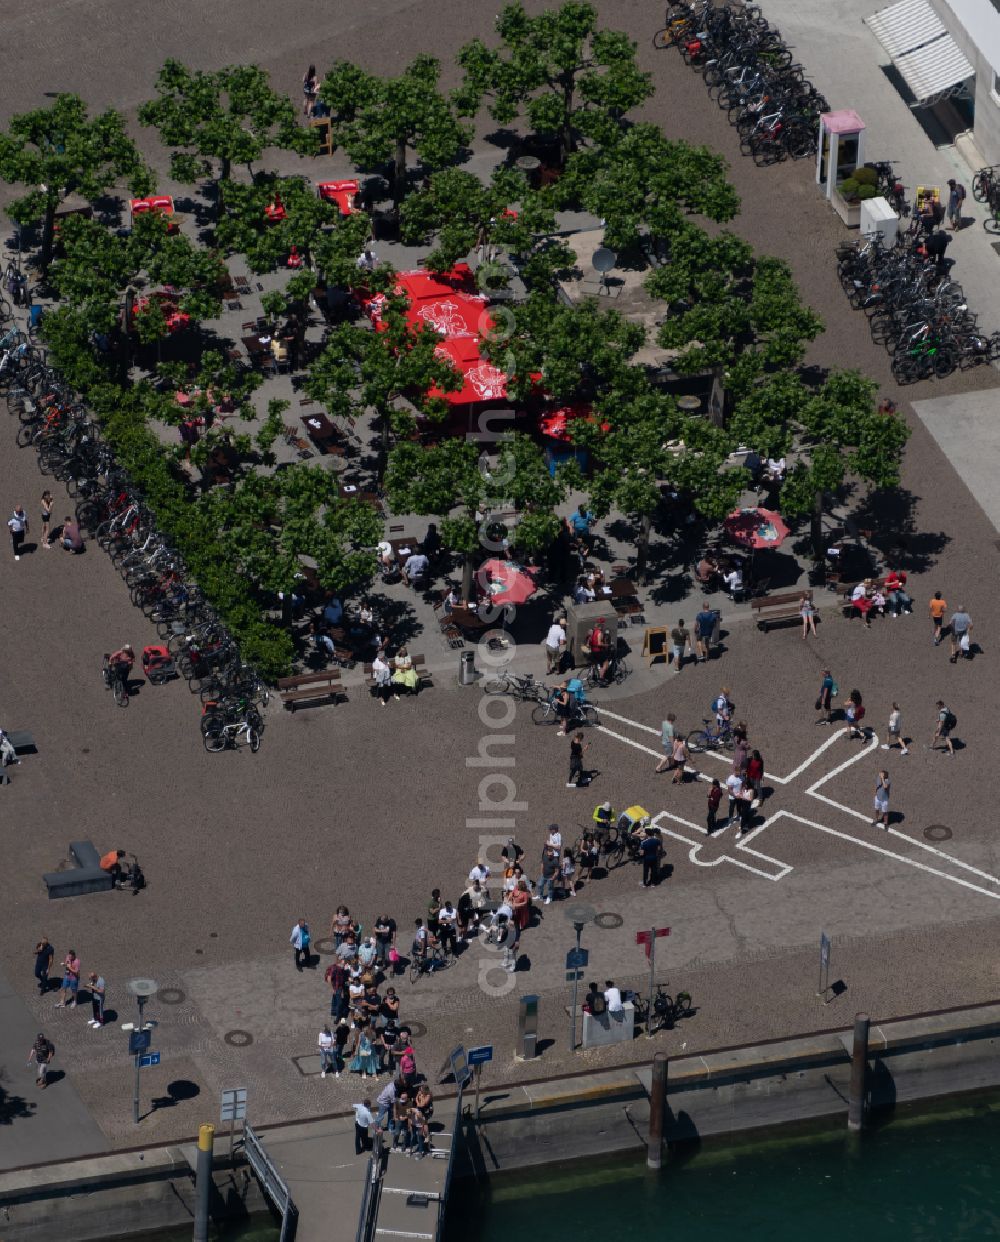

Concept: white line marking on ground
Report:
left=651, top=811, right=793, bottom=881
left=778, top=812, right=1000, bottom=902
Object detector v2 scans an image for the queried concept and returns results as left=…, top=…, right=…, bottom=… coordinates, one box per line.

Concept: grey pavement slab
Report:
left=911, top=391, right=1000, bottom=532
left=256, top=1117, right=366, bottom=1242
left=0, top=968, right=108, bottom=1171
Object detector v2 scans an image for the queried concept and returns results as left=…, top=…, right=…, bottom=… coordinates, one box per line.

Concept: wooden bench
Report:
left=6, top=729, right=36, bottom=754
left=43, top=840, right=114, bottom=900
left=277, top=669, right=347, bottom=711
left=751, top=590, right=816, bottom=632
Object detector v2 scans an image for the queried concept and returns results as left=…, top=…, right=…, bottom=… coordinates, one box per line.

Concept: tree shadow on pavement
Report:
left=851, top=488, right=950, bottom=574
left=0, top=1070, right=37, bottom=1124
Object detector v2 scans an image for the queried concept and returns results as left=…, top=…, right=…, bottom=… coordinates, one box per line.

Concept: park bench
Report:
left=841, top=577, right=889, bottom=618
left=43, top=840, right=114, bottom=900
left=363, top=654, right=433, bottom=697
left=277, top=669, right=347, bottom=711
left=751, top=589, right=815, bottom=632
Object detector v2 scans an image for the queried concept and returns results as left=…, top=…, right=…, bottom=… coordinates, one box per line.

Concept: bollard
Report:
left=459, top=651, right=477, bottom=685
left=193, top=1123, right=215, bottom=1242
left=848, top=1013, right=870, bottom=1133
left=647, top=1051, right=668, bottom=1170
left=517, top=994, right=539, bottom=1060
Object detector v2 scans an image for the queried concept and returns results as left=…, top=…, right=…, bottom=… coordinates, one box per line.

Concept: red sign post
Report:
left=637, top=927, right=671, bottom=1038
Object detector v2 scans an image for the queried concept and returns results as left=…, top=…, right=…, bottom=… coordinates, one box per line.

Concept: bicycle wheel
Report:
left=973, top=173, right=990, bottom=202
left=579, top=704, right=600, bottom=728
left=605, top=839, right=626, bottom=870
left=203, top=724, right=227, bottom=753
left=482, top=674, right=512, bottom=695
left=687, top=730, right=713, bottom=752
left=409, top=957, right=423, bottom=985
left=247, top=726, right=261, bottom=753
left=652, top=27, right=673, bottom=48
left=674, top=990, right=693, bottom=1017
left=532, top=703, right=557, bottom=725
left=112, top=678, right=128, bottom=708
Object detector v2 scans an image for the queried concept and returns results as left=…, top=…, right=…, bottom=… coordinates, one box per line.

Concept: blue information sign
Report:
left=129, top=1029, right=152, bottom=1055
left=468, top=1044, right=494, bottom=1067
left=138, top=1051, right=161, bottom=1069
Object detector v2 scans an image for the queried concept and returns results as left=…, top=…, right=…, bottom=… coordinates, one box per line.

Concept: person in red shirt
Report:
left=884, top=569, right=912, bottom=616
left=745, top=751, right=765, bottom=800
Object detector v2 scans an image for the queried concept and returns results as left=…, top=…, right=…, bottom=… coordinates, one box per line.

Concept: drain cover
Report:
left=224, top=1030, right=254, bottom=1047
left=313, top=937, right=337, bottom=956
left=594, top=912, right=624, bottom=930
left=924, top=824, right=953, bottom=841
left=158, top=988, right=186, bottom=1005
left=405, top=1021, right=427, bottom=1040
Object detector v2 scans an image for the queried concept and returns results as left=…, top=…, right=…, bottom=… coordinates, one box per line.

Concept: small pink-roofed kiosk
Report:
left=816, top=110, right=866, bottom=199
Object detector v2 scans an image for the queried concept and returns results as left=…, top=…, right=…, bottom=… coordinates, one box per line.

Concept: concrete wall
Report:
left=932, top=0, right=1000, bottom=163
left=7, top=1002, right=1000, bottom=1239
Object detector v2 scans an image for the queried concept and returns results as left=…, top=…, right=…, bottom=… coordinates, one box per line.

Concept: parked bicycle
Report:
left=482, top=669, right=547, bottom=701
left=532, top=689, right=600, bottom=729
left=631, top=984, right=695, bottom=1033
left=202, top=711, right=262, bottom=754
left=687, top=717, right=734, bottom=752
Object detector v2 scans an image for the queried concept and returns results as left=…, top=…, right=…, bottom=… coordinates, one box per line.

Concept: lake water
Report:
left=446, top=1091, right=1000, bottom=1241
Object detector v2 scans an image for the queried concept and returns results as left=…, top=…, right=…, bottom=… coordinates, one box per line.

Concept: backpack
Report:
left=944, top=709, right=957, bottom=731
left=590, top=992, right=607, bottom=1015
left=567, top=677, right=585, bottom=704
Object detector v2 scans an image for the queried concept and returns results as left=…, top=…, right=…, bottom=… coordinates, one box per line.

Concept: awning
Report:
left=866, top=0, right=974, bottom=105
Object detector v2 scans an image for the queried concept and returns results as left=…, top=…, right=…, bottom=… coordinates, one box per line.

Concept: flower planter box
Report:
left=831, top=187, right=861, bottom=228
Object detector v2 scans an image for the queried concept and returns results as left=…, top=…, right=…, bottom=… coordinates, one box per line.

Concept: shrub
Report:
left=853, top=166, right=878, bottom=187
left=839, top=178, right=860, bottom=198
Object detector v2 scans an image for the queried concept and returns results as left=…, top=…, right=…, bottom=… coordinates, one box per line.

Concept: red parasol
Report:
left=316, top=179, right=359, bottom=216
left=477, top=559, right=539, bottom=605
left=723, top=507, right=790, bottom=550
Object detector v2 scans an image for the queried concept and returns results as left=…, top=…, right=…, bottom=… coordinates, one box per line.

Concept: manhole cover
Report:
left=313, top=937, right=337, bottom=956
left=210, top=932, right=218, bottom=939
left=224, top=1030, right=254, bottom=1047
left=195, top=949, right=204, bottom=955
left=924, top=824, right=953, bottom=841
left=159, top=988, right=186, bottom=1005
left=594, top=912, right=624, bottom=930
left=81, top=748, right=90, bottom=754
left=406, top=1021, right=427, bottom=1040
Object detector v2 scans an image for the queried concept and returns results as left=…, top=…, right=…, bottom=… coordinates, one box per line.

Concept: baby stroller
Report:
left=142, top=644, right=177, bottom=685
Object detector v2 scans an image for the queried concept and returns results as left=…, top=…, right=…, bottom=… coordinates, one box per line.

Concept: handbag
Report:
left=960, top=632, right=970, bottom=652
left=388, top=947, right=399, bottom=963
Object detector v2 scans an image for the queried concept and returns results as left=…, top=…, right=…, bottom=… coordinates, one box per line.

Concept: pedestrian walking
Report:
left=800, top=593, right=818, bottom=638
left=713, top=687, right=733, bottom=728
left=845, top=690, right=866, bottom=740
left=947, top=178, right=966, bottom=229
left=560, top=847, right=576, bottom=897
left=40, top=491, right=53, bottom=548
left=34, top=937, right=54, bottom=995
left=670, top=733, right=689, bottom=784
left=707, top=779, right=722, bottom=834
left=566, top=731, right=589, bottom=788
left=8, top=505, right=28, bottom=560
left=56, top=950, right=80, bottom=1008
left=87, top=972, right=106, bottom=1028
left=353, top=1098, right=374, bottom=1154
left=929, top=592, right=947, bottom=645
left=654, top=713, right=677, bottom=773
left=302, top=64, right=319, bottom=116
left=290, top=918, right=311, bottom=972
left=948, top=604, right=972, bottom=663
left=670, top=618, right=691, bottom=672
left=318, top=1025, right=335, bottom=1078
left=536, top=845, right=558, bottom=904
left=27, top=1033, right=54, bottom=1088
left=872, top=770, right=891, bottom=830
left=545, top=615, right=567, bottom=674
left=930, top=701, right=956, bottom=756
left=334, top=1018, right=350, bottom=1076
left=881, top=702, right=909, bottom=755
left=816, top=670, right=835, bottom=724
left=738, top=786, right=755, bottom=834
left=732, top=729, right=749, bottom=776
left=694, top=600, right=717, bottom=662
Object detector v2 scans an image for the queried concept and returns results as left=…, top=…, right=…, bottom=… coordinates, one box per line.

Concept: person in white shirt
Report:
left=723, top=566, right=743, bottom=594
left=318, top=1025, right=336, bottom=1078
left=371, top=653, right=392, bottom=706
left=402, top=551, right=429, bottom=586
left=766, top=456, right=786, bottom=481
left=603, top=981, right=623, bottom=1013
left=468, top=862, right=491, bottom=889
left=725, top=773, right=743, bottom=823
left=573, top=577, right=595, bottom=604
left=546, top=825, right=562, bottom=850
left=356, top=246, right=378, bottom=272
left=545, top=617, right=567, bottom=674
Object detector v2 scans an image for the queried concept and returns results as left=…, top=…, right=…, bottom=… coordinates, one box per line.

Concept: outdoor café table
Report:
left=302, top=413, right=340, bottom=453
left=389, top=537, right=416, bottom=566
left=242, top=335, right=268, bottom=360
left=448, top=605, right=491, bottom=632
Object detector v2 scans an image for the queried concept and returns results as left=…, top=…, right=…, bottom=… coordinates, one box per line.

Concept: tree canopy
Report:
left=139, top=60, right=317, bottom=190
left=456, top=1, right=652, bottom=164
left=0, top=94, right=151, bottom=270
left=320, top=55, right=471, bottom=211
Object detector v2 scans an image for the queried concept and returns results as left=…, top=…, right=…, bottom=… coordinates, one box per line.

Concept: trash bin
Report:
left=459, top=650, right=477, bottom=685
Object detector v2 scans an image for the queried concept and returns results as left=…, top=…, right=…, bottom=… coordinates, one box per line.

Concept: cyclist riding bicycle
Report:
left=592, top=801, right=615, bottom=844
left=108, top=644, right=135, bottom=683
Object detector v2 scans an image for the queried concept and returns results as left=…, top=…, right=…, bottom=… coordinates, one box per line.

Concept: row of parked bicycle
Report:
left=836, top=227, right=998, bottom=383
left=0, top=315, right=268, bottom=753
left=653, top=0, right=828, bottom=165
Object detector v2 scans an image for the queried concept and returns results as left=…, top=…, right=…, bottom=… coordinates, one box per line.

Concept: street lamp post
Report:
left=127, top=977, right=159, bottom=1124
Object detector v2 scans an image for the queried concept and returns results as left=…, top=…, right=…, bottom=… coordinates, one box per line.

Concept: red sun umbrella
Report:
left=723, top=507, right=790, bottom=550
left=477, top=559, right=539, bottom=605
